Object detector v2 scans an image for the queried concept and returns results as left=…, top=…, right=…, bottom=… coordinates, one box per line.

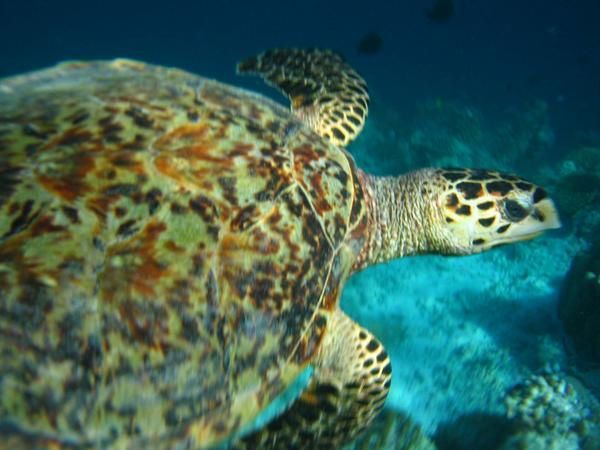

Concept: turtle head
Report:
left=434, top=168, right=560, bottom=254
left=353, top=168, right=560, bottom=270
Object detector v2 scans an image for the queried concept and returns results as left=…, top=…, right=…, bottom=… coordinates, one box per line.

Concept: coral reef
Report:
left=553, top=146, right=600, bottom=237
left=555, top=146, right=600, bottom=217
left=555, top=172, right=600, bottom=217
left=504, top=373, right=589, bottom=435
left=559, top=239, right=600, bottom=364
left=429, top=371, right=599, bottom=450
left=502, top=372, right=600, bottom=450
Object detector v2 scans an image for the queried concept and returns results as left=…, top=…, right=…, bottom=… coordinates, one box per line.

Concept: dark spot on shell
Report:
left=446, top=193, right=459, bottom=207
left=165, top=409, right=180, bottom=426
left=170, top=202, right=186, bottom=215
left=99, top=116, right=124, bottom=143
left=314, top=383, right=339, bottom=398
left=473, top=238, right=485, bottom=245
left=478, top=217, right=495, bottom=227
left=347, top=115, right=361, bottom=126
left=352, top=106, right=365, bottom=117
left=3, top=199, right=37, bottom=238
left=93, top=237, right=105, bottom=251
left=455, top=204, right=471, bottom=215
left=486, top=181, right=513, bottom=196
left=145, top=188, right=162, bottom=215
left=218, top=177, right=237, bottom=205
left=22, top=123, right=48, bottom=139
left=0, top=166, right=24, bottom=207
left=180, top=311, right=200, bottom=342
left=468, top=169, right=494, bottom=181
left=81, top=335, right=103, bottom=372
left=331, top=127, right=345, bottom=141
left=25, top=143, right=39, bottom=156
left=314, top=314, right=327, bottom=328
left=295, top=399, right=320, bottom=422
left=442, top=171, right=466, bottom=182
left=516, top=181, right=533, bottom=191
left=497, top=224, right=511, bottom=234
left=376, top=350, right=388, bottom=362
left=346, top=381, right=361, bottom=391
left=187, top=110, right=199, bottom=122
left=341, top=122, right=354, bottom=134
left=56, top=128, right=93, bottom=146
left=70, top=111, right=90, bottom=125
left=114, top=206, right=127, bottom=218
left=533, top=187, right=548, bottom=203
left=61, top=206, right=80, bottom=223
left=456, top=181, right=483, bottom=200
left=116, top=219, right=138, bottom=237
left=125, top=106, right=154, bottom=129
left=231, top=205, right=259, bottom=232
left=477, top=201, right=495, bottom=210
left=319, top=398, right=338, bottom=414
left=366, top=339, right=380, bottom=352
left=104, top=183, right=139, bottom=197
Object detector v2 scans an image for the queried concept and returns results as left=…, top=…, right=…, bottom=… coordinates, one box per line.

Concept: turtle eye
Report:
left=502, top=199, right=529, bottom=222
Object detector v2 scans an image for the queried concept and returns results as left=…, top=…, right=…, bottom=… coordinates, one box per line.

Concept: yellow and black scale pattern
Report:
left=0, top=60, right=369, bottom=449
left=438, top=167, right=550, bottom=249
left=238, top=48, right=369, bottom=148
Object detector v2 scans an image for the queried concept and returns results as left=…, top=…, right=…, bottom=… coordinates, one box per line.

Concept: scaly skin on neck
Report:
left=354, top=168, right=455, bottom=271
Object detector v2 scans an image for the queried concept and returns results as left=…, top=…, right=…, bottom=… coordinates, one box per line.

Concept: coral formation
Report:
left=502, top=372, right=600, bottom=450
left=555, top=172, right=600, bottom=217
left=553, top=146, right=600, bottom=236
left=504, top=373, right=589, bottom=435
left=559, top=239, right=600, bottom=364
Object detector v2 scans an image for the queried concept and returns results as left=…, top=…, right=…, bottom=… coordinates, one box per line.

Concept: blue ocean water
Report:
left=1, top=0, right=599, bottom=448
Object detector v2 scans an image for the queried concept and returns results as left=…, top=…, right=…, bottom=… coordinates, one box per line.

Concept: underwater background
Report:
left=2, top=0, right=599, bottom=448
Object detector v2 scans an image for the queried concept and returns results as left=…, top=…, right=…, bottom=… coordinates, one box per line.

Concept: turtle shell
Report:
left=0, top=60, right=368, bottom=448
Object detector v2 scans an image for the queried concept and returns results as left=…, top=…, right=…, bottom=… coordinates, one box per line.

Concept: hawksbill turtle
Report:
left=0, top=49, right=560, bottom=449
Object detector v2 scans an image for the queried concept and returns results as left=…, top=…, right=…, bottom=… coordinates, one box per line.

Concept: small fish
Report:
left=426, top=0, right=454, bottom=22
left=356, top=32, right=383, bottom=55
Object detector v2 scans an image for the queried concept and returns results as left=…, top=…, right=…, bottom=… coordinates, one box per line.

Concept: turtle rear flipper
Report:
left=237, top=48, right=369, bottom=147
left=236, top=309, right=391, bottom=449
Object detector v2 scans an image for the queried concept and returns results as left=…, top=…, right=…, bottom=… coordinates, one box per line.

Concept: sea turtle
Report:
left=0, top=48, right=560, bottom=449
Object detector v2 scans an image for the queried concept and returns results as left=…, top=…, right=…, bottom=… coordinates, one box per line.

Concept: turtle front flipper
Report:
left=235, top=309, right=391, bottom=449
left=237, top=48, right=369, bottom=147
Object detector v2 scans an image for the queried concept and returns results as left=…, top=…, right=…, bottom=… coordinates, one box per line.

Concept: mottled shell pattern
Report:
left=0, top=61, right=368, bottom=448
